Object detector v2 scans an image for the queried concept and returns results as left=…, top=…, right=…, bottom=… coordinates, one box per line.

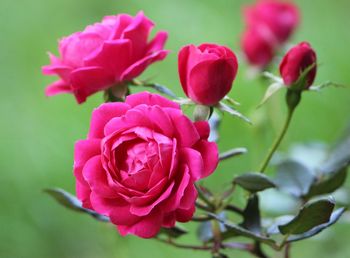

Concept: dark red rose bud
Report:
left=241, top=28, right=276, bottom=68
left=279, top=42, right=317, bottom=89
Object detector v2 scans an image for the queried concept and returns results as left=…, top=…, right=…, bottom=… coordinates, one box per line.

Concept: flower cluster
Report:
left=43, top=1, right=346, bottom=257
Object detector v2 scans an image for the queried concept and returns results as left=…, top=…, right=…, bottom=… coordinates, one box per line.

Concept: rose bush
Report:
left=178, top=43, right=238, bottom=106
left=280, top=41, right=317, bottom=88
left=42, top=12, right=168, bottom=103
left=74, top=92, right=218, bottom=238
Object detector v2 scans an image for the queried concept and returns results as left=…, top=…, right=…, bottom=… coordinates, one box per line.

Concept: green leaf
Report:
left=234, top=172, right=276, bottom=193
left=159, top=225, right=188, bottom=239
left=287, top=208, right=346, bottom=242
left=209, top=213, right=277, bottom=248
left=219, top=147, right=247, bottom=161
left=278, top=198, right=335, bottom=235
left=258, top=82, right=284, bottom=108
left=241, top=195, right=261, bottom=234
left=216, top=102, right=252, bottom=124
left=306, top=167, right=347, bottom=198
left=274, top=160, right=315, bottom=197
left=44, top=188, right=110, bottom=222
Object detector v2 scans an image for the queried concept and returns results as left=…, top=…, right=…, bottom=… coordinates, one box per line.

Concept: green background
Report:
left=1, top=0, right=349, bottom=257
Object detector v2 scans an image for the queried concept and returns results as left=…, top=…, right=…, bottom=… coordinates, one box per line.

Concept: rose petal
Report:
left=193, top=140, right=218, bottom=178
left=70, top=66, right=115, bottom=103
left=44, top=80, right=72, bottom=96
left=125, top=92, right=179, bottom=109
left=147, top=31, right=168, bottom=53
left=88, top=102, right=130, bottom=139
left=179, top=148, right=204, bottom=181
left=121, top=50, right=168, bottom=81
left=117, top=208, right=163, bottom=238
left=84, top=39, right=132, bottom=80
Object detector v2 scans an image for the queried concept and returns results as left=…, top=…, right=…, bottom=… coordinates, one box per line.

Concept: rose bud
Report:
left=279, top=42, right=317, bottom=89
left=42, top=12, right=168, bottom=103
left=244, top=0, right=299, bottom=44
left=241, top=28, right=276, bottom=68
left=178, top=44, right=238, bottom=106
left=74, top=92, right=219, bottom=238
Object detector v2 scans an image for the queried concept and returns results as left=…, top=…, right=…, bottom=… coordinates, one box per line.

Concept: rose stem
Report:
left=257, top=103, right=296, bottom=173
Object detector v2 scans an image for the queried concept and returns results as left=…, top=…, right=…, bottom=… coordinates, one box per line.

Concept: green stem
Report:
left=258, top=106, right=296, bottom=173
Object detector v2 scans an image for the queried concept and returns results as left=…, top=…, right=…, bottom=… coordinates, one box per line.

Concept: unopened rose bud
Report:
left=279, top=42, right=317, bottom=89
left=178, top=44, right=238, bottom=106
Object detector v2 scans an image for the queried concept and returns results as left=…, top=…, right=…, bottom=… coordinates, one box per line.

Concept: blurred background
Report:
left=1, top=0, right=350, bottom=257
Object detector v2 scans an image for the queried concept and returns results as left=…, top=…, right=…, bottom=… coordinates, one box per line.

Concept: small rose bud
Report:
left=279, top=42, right=317, bottom=89
left=244, top=0, right=300, bottom=44
left=241, top=28, right=276, bottom=68
left=178, top=44, right=238, bottom=106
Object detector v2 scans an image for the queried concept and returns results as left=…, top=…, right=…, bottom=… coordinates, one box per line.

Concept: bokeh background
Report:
left=1, top=0, right=350, bottom=257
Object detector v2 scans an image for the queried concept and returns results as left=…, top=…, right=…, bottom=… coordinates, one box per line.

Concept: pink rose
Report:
left=74, top=92, right=219, bottom=238
left=178, top=44, right=238, bottom=106
left=244, top=0, right=299, bottom=44
left=241, top=28, right=276, bottom=68
left=42, top=12, right=168, bottom=103
left=279, top=42, right=317, bottom=88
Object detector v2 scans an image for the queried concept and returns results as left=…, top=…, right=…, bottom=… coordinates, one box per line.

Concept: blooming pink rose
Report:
left=74, top=92, right=218, bottom=238
left=279, top=42, right=317, bottom=88
left=178, top=44, right=238, bottom=106
left=244, top=0, right=299, bottom=44
left=241, top=28, right=276, bottom=68
left=42, top=12, right=168, bottom=103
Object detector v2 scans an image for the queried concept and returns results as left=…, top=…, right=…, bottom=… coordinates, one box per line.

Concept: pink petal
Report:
left=121, top=11, right=154, bottom=60
left=179, top=148, right=204, bottom=181
left=179, top=183, right=197, bottom=210
left=89, top=191, right=121, bottom=216
left=82, top=156, right=117, bottom=198
left=167, top=109, right=200, bottom=147
left=70, top=66, right=115, bottom=103
left=45, top=80, right=72, bottom=96
left=130, top=181, right=175, bottom=216
left=42, top=64, right=72, bottom=81
left=147, top=31, right=168, bottom=53
left=162, top=212, right=176, bottom=228
left=163, top=166, right=191, bottom=212
left=110, top=203, right=140, bottom=225
left=125, top=92, right=179, bottom=109
left=194, top=121, right=210, bottom=139
left=84, top=39, right=132, bottom=80
left=176, top=205, right=195, bottom=222
left=88, top=102, right=130, bottom=139
left=193, top=140, right=219, bottom=178
left=121, top=50, right=168, bottom=81
left=117, top=208, right=163, bottom=238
